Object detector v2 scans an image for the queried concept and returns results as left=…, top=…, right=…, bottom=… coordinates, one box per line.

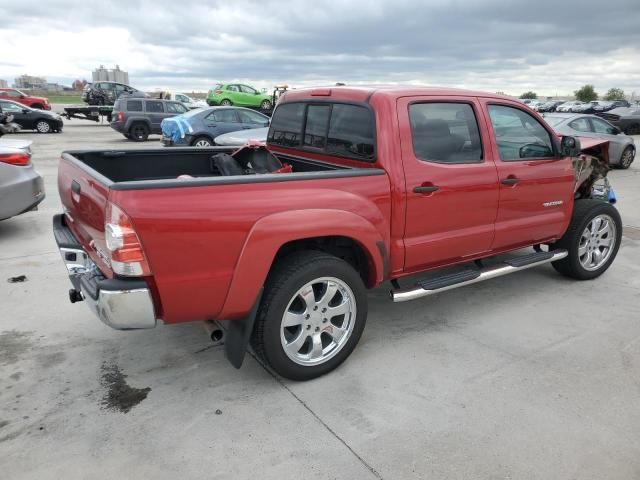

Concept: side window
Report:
left=303, top=105, right=331, bottom=148
left=176, top=95, right=187, bottom=103
left=488, top=105, right=555, bottom=161
left=8, top=90, right=21, bottom=98
left=268, top=103, right=305, bottom=147
left=326, top=104, right=375, bottom=159
left=591, top=118, right=616, bottom=134
left=0, top=101, right=22, bottom=112
left=126, top=100, right=143, bottom=112
left=240, top=85, right=257, bottom=94
left=568, top=118, right=591, bottom=133
left=408, top=103, right=482, bottom=163
left=237, top=109, right=269, bottom=125
left=227, top=85, right=239, bottom=92
left=145, top=101, right=164, bottom=113
left=206, top=109, right=238, bottom=123
left=166, top=102, right=187, bottom=114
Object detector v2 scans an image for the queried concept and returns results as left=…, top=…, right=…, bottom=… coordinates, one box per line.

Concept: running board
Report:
left=391, top=250, right=568, bottom=303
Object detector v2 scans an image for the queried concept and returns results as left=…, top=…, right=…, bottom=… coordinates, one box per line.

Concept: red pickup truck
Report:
left=54, top=86, right=621, bottom=380
left=0, top=88, right=51, bottom=110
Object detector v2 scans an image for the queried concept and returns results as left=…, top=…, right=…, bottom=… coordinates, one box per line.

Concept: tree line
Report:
left=519, top=86, right=627, bottom=102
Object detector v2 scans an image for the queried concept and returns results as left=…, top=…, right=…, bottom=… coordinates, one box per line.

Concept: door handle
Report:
left=501, top=176, right=520, bottom=186
left=71, top=180, right=81, bottom=194
left=413, top=185, right=439, bottom=194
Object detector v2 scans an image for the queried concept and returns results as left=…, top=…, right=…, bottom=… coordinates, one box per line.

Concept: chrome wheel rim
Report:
left=621, top=148, right=634, bottom=168
left=36, top=121, right=50, bottom=133
left=261, top=101, right=271, bottom=109
left=280, top=277, right=356, bottom=366
left=221, top=100, right=231, bottom=106
left=579, top=214, right=616, bottom=271
left=194, top=139, right=211, bottom=147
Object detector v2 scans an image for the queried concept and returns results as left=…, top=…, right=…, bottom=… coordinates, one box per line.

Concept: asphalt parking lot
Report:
left=2, top=117, right=640, bottom=480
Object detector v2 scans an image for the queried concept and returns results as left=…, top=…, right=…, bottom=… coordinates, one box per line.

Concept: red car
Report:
left=53, top=86, right=621, bottom=380
left=0, top=88, right=51, bottom=110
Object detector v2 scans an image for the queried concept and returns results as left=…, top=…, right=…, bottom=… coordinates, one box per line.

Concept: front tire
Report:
left=35, top=120, right=52, bottom=133
left=551, top=199, right=622, bottom=280
left=251, top=251, right=368, bottom=381
left=260, top=100, right=272, bottom=110
left=619, top=146, right=635, bottom=169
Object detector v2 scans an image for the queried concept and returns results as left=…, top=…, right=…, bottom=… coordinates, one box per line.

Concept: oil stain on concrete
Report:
left=100, top=362, right=151, bottom=413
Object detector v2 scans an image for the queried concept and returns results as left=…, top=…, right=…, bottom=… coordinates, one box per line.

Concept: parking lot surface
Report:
left=2, top=119, right=640, bottom=479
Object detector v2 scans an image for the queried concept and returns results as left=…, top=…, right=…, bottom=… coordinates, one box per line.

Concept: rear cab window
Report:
left=408, top=102, right=483, bottom=163
left=267, top=102, right=375, bottom=161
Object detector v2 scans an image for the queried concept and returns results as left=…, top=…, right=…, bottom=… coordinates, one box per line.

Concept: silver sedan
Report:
left=544, top=113, right=636, bottom=169
left=0, top=146, right=45, bottom=221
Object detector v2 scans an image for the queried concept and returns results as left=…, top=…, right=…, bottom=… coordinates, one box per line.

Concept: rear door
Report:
left=481, top=100, right=574, bottom=250
left=144, top=100, right=165, bottom=133
left=204, top=109, right=242, bottom=137
left=398, top=96, right=500, bottom=272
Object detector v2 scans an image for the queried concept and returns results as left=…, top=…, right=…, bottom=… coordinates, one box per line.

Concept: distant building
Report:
left=14, top=75, right=47, bottom=89
left=0, top=79, right=8, bottom=88
left=92, top=65, right=129, bottom=85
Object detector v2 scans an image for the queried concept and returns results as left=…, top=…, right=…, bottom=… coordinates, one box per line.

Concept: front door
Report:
left=398, top=96, right=500, bottom=272
left=481, top=101, right=574, bottom=250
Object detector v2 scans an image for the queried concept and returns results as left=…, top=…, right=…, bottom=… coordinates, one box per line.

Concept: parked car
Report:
left=207, top=83, right=273, bottom=110
left=214, top=127, right=268, bottom=146
left=0, top=88, right=51, bottom=110
left=110, top=97, right=190, bottom=141
left=82, top=82, right=142, bottom=105
left=0, top=147, right=45, bottom=221
left=557, top=101, right=585, bottom=112
left=161, top=107, right=269, bottom=147
left=571, top=101, right=602, bottom=114
left=0, top=99, right=63, bottom=133
left=54, top=86, right=620, bottom=381
left=173, top=92, right=207, bottom=109
left=544, top=113, right=635, bottom=168
left=537, top=100, right=565, bottom=113
left=597, top=107, right=640, bottom=135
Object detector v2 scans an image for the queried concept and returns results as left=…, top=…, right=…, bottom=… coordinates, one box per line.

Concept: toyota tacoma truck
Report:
left=53, top=86, right=621, bottom=381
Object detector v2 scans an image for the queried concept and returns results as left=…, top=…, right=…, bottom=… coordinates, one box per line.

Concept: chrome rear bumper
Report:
left=54, top=215, right=157, bottom=330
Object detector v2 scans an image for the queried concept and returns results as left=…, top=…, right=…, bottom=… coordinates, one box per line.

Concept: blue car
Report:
left=161, top=106, right=270, bottom=147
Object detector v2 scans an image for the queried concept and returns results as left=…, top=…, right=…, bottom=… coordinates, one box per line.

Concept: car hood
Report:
left=214, top=127, right=268, bottom=146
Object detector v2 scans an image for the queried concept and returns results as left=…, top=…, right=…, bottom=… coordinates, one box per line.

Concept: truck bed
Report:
left=64, top=147, right=374, bottom=188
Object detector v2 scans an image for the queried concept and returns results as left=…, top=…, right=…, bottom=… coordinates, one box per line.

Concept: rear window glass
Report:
left=145, top=101, right=164, bottom=113
left=127, top=100, right=143, bottom=112
left=408, top=103, right=482, bottom=163
left=268, top=103, right=305, bottom=147
left=268, top=102, right=375, bottom=160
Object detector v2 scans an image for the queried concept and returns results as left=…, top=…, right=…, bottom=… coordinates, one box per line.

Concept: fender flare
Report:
left=219, top=209, right=387, bottom=319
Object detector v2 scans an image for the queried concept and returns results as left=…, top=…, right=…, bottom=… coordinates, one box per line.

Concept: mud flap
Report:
left=224, top=288, right=263, bottom=369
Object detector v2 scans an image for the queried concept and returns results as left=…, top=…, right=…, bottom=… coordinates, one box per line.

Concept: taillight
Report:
left=215, top=90, right=223, bottom=95
left=117, top=112, right=124, bottom=122
left=105, top=202, right=151, bottom=276
left=0, top=152, right=31, bottom=166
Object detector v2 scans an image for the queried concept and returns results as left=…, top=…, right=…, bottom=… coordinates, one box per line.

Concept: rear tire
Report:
left=551, top=199, right=622, bottom=280
left=619, top=146, right=635, bottom=169
left=129, top=123, right=149, bottom=142
left=251, top=250, right=368, bottom=381
left=191, top=136, right=213, bottom=147
left=220, top=99, right=232, bottom=106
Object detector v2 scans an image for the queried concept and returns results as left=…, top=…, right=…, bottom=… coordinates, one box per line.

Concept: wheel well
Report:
left=129, top=120, right=149, bottom=131
left=191, top=134, right=213, bottom=144
left=274, top=236, right=374, bottom=287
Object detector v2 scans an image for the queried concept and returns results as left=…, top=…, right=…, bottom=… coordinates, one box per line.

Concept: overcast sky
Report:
left=1, top=0, right=639, bottom=97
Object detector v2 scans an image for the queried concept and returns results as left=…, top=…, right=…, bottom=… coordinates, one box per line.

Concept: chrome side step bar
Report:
left=391, top=249, right=568, bottom=303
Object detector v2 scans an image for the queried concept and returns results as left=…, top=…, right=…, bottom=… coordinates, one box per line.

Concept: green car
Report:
left=207, top=83, right=273, bottom=110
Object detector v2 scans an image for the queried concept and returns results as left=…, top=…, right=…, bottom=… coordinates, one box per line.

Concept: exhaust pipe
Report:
left=203, top=320, right=225, bottom=345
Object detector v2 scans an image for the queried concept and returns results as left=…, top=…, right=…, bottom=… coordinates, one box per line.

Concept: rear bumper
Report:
left=53, top=214, right=157, bottom=330
left=0, top=164, right=45, bottom=220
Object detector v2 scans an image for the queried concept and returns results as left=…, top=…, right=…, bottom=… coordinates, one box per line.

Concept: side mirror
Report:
left=610, top=126, right=622, bottom=135
left=20, top=95, right=25, bottom=98
left=560, top=136, right=581, bottom=157
left=22, top=109, right=30, bottom=114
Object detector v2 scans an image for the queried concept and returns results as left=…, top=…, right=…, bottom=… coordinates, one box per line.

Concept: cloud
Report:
left=1, top=0, right=639, bottom=96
